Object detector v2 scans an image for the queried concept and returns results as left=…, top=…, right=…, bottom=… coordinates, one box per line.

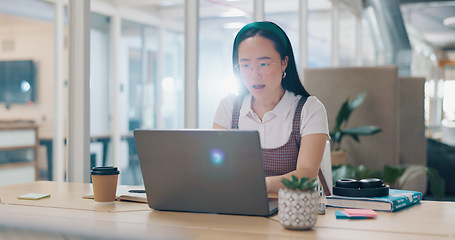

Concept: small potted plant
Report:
left=278, top=175, right=319, bottom=230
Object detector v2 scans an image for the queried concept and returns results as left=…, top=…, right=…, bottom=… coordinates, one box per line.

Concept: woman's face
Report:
left=237, top=35, right=288, bottom=101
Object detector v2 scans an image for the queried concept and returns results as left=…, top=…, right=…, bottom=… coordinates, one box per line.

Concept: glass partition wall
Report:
left=198, top=0, right=253, bottom=129
left=338, top=5, right=356, bottom=67
left=307, top=0, right=332, bottom=68
left=265, top=0, right=300, bottom=65
left=90, top=13, right=111, bottom=171
left=91, top=3, right=185, bottom=185
left=0, top=0, right=187, bottom=185
left=162, top=29, right=184, bottom=129
left=118, top=20, right=159, bottom=185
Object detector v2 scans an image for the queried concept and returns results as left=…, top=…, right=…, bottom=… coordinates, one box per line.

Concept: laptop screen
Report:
left=134, top=129, right=275, bottom=216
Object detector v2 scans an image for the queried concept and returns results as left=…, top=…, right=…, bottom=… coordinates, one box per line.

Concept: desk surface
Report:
left=0, top=181, right=149, bottom=212
left=0, top=181, right=454, bottom=240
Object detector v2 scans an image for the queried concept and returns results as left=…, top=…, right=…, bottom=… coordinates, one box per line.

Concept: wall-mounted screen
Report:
left=0, top=60, right=36, bottom=105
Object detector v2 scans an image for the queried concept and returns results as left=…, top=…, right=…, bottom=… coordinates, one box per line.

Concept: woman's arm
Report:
left=265, top=133, right=327, bottom=194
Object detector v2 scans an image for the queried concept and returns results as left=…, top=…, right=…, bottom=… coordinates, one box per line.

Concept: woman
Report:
left=213, top=21, right=329, bottom=194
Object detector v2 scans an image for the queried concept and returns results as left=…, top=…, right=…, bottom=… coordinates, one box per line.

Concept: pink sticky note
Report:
left=344, top=209, right=377, bottom=218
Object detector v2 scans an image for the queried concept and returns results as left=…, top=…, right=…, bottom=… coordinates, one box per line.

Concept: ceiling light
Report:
left=160, top=1, right=176, bottom=7
left=220, top=9, right=246, bottom=18
left=223, top=22, right=245, bottom=29
left=443, top=16, right=455, bottom=27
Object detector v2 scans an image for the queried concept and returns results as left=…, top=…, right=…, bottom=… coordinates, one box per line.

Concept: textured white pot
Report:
left=278, top=188, right=319, bottom=230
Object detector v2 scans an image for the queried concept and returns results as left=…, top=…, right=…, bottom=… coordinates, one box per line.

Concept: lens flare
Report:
left=210, top=149, right=225, bottom=167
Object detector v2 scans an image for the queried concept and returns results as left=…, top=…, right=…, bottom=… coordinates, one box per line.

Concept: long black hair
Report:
left=232, top=21, right=310, bottom=98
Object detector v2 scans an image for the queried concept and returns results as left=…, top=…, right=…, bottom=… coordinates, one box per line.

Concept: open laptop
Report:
left=133, top=129, right=278, bottom=217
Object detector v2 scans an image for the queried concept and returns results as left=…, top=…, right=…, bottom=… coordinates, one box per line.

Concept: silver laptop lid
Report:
left=134, top=129, right=275, bottom=216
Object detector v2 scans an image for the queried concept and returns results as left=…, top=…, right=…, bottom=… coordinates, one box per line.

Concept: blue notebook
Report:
left=327, top=189, right=422, bottom=212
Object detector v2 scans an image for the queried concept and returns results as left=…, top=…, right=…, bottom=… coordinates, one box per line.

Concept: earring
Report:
left=282, top=71, right=287, bottom=78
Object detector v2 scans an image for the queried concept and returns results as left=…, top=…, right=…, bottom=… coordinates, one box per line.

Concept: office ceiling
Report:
left=1, top=0, right=454, bottom=59
left=108, top=0, right=455, bottom=56
left=400, top=0, right=455, bottom=52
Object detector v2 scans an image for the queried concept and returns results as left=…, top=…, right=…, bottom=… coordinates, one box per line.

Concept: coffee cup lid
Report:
left=91, top=166, right=120, bottom=175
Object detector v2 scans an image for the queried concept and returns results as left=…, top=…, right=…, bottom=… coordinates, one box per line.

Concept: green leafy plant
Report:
left=281, top=175, right=318, bottom=191
left=387, top=165, right=446, bottom=200
left=331, top=92, right=381, bottom=151
left=332, top=164, right=446, bottom=200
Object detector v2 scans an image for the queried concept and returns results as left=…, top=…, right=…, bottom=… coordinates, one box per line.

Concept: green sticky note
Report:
left=17, top=193, right=51, bottom=200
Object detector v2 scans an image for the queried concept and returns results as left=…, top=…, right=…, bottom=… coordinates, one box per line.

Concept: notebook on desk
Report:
left=133, top=129, right=278, bottom=217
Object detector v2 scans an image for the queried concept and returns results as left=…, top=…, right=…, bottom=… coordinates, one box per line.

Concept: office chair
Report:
left=318, top=141, right=333, bottom=196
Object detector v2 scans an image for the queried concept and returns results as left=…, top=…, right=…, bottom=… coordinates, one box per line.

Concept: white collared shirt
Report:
left=213, top=90, right=330, bottom=148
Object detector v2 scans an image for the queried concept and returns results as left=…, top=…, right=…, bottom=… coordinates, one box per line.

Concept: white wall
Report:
left=0, top=22, right=58, bottom=139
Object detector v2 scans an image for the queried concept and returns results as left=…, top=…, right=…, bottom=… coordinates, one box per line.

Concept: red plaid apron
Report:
left=231, top=96, right=307, bottom=177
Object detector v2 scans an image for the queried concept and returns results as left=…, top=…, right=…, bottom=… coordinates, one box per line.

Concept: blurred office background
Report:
left=0, top=0, right=454, bottom=189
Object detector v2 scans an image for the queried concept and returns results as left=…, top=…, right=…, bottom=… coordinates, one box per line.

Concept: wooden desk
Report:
left=0, top=181, right=454, bottom=240
left=0, top=181, right=149, bottom=212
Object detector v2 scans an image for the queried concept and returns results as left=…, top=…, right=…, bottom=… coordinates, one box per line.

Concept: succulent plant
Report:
left=281, top=175, right=318, bottom=191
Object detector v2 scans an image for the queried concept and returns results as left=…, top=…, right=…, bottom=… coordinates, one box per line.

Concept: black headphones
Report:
left=333, top=178, right=389, bottom=197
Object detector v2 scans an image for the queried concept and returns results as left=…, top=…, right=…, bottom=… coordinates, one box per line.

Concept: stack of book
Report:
left=327, top=189, right=422, bottom=212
